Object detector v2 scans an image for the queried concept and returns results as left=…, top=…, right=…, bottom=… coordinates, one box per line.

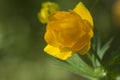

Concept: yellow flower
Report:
left=44, top=2, right=94, bottom=60
left=38, top=2, right=59, bottom=23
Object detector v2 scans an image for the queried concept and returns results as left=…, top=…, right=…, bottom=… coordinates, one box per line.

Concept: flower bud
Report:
left=38, top=2, right=59, bottom=23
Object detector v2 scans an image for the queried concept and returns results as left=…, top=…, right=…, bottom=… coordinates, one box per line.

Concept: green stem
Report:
left=86, top=53, right=92, bottom=62
left=86, top=54, right=96, bottom=67
left=92, top=49, right=103, bottom=66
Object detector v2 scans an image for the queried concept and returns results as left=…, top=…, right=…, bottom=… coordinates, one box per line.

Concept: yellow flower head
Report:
left=38, top=2, right=59, bottom=23
left=44, top=2, right=94, bottom=60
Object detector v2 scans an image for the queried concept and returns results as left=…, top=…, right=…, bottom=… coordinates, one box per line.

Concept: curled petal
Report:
left=72, top=20, right=93, bottom=53
left=44, top=45, right=72, bottom=60
left=48, top=11, right=84, bottom=47
left=72, top=33, right=89, bottom=53
left=79, top=42, right=90, bottom=54
left=73, top=2, right=93, bottom=26
left=44, top=24, right=60, bottom=47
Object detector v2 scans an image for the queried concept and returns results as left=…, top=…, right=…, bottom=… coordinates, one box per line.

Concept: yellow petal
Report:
left=37, top=2, right=59, bottom=23
left=44, top=25, right=60, bottom=47
left=79, top=42, right=90, bottom=55
left=44, top=45, right=72, bottom=60
left=72, top=33, right=88, bottom=52
left=73, top=2, right=93, bottom=26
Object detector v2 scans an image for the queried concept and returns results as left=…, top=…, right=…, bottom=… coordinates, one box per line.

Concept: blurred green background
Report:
left=0, top=0, right=120, bottom=80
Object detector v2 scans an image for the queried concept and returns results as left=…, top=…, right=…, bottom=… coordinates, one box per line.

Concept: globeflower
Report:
left=44, top=2, right=94, bottom=60
left=38, top=2, right=59, bottom=23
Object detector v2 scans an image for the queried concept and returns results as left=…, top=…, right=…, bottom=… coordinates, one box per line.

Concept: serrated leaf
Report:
left=108, top=48, right=120, bottom=66
left=66, top=54, right=93, bottom=70
left=98, top=38, right=113, bottom=59
left=53, top=54, right=105, bottom=80
left=55, top=59, right=98, bottom=80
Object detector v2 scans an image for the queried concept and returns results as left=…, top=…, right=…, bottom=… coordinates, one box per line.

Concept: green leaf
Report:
left=66, top=54, right=93, bottom=70
left=108, top=48, right=120, bottom=66
left=56, top=60, right=97, bottom=80
left=91, top=38, right=113, bottom=68
left=104, top=48, right=120, bottom=80
left=98, top=38, right=113, bottom=59
left=54, top=54, right=106, bottom=80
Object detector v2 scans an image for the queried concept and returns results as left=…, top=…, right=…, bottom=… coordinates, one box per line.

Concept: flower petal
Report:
left=72, top=33, right=89, bottom=52
left=79, top=42, right=90, bottom=54
left=44, top=24, right=60, bottom=47
left=73, top=2, right=93, bottom=26
left=44, top=45, right=72, bottom=60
